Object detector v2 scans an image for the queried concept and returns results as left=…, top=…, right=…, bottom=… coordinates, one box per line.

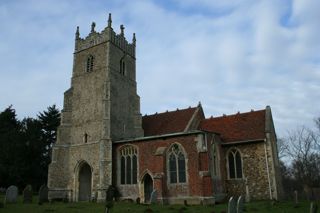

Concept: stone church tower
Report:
left=48, top=14, right=144, bottom=201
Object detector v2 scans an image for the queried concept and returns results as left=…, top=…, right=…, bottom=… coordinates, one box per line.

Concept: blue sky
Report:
left=0, top=0, right=319, bottom=137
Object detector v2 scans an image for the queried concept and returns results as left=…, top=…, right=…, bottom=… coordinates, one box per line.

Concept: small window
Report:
left=120, top=59, right=125, bottom=75
left=228, top=148, right=243, bottom=179
left=86, top=55, right=94, bottom=72
left=168, top=144, right=187, bottom=184
left=119, top=145, right=138, bottom=184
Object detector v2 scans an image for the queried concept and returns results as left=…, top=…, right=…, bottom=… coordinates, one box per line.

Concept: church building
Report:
left=48, top=14, right=282, bottom=204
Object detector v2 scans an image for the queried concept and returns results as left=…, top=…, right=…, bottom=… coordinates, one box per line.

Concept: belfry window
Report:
left=228, top=148, right=243, bottom=179
left=168, top=144, right=186, bottom=183
left=120, top=59, right=125, bottom=75
left=120, top=145, right=138, bottom=184
left=86, top=55, right=94, bottom=72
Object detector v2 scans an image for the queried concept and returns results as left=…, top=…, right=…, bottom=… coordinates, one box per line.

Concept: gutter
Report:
left=221, top=139, right=265, bottom=146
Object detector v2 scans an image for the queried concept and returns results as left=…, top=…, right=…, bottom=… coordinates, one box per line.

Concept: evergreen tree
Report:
left=37, top=105, right=60, bottom=182
left=0, top=106, right=24, bottom=187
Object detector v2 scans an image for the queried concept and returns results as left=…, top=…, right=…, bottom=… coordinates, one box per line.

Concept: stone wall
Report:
left=223, top=142, right=271, bottom=200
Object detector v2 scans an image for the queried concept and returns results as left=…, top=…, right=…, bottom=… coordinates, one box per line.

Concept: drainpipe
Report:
left=264, top=139, right=272, bottom=200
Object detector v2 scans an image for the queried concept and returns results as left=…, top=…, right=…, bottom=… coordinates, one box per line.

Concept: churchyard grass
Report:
left=0, top=194, right=315, bottom=213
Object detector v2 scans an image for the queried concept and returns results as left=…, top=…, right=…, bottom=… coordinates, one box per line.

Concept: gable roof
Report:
left=200, top=109, right=266, bottom=143
left=142, top=106, right=198, bottom=137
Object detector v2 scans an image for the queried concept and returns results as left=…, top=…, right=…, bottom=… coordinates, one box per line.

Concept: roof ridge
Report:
left=206, top=108, right=266, bottom=120
left=143, top=105, right=198, bottom=117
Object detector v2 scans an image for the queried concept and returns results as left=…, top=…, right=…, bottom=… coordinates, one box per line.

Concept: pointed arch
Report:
left=74, top=160, right=93, bottom=201
left=166, top=143, right=188, bottom=184
left=86, top=55, right=94, bottom=72
left=227, top=147, right=243, bottom=179
left=118, top=144, right=138, bottom=185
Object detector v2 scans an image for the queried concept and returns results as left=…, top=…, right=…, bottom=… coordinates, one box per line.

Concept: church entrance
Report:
left=143, top=174, right=153, bottom=203
left=78, top=162, right=92, bottom=201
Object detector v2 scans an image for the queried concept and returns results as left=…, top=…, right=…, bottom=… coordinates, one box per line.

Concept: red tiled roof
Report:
left=200, top=109, right=266, bottom=143
left=142, top=107, right=197, bottom=136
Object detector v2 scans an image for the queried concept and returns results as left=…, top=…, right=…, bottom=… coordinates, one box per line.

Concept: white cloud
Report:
left=0, top=0, right=319, bottom=137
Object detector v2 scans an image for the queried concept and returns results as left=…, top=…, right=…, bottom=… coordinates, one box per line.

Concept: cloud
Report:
left=0, top=0, right=319, bottom=137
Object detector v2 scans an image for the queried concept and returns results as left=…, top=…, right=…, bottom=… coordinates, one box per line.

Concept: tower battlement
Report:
left=75, top=13, right=136, bottom=57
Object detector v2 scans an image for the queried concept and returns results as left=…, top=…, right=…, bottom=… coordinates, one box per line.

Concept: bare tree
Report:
left=283, top=124, right=320, bottom=188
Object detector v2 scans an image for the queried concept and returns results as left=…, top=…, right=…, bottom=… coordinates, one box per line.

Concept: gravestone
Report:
left=294, top=190, right=298, bottom=205
left=237, top=196, right=244, bottom=213
left=23, top=185, right=33, bottom=203
left=150, top=190, right=157, bottom=204
left=38, top=185, right=49, bottom=203
left=227, top=196, right=236, bottom=213
left=5, top=185, right=18, bottom=203
left=106, top=185, right=115, bottom=202
left=310, top=202, right=318, bottom=213
left=136, top=197, right=141, bottom=204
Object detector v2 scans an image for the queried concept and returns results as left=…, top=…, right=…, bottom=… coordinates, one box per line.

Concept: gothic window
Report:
left=168, top=144, right=187, bottom=184
left=120, top=59, right=125, bottom=75
left=86, top=55, right=94, bottom=72
left=119, top=145, right=138, bottom=184
left=228, top=148, right=243, bottom=179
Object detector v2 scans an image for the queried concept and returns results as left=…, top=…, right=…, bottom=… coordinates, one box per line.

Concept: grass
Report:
left=0, top=194, right=316, bottom=213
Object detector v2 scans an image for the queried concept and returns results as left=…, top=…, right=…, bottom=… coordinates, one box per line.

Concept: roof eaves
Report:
left=221, top=138, right=265, bottom=146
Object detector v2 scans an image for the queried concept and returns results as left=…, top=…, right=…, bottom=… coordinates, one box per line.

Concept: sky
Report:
left=0, top=0, right=319, bottom=137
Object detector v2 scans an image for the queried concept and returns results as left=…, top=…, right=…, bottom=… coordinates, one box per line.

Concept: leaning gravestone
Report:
left=228, top=196, right=236, bottom=213
left=237, top=196, right=244, bottom=213
left=5, top=185, right=18, bottom=204
left=150, top=190, right=158, bottom=204
left=38, top=185, right=49, bottom=203
left=23, top=185, right=33, bottom=203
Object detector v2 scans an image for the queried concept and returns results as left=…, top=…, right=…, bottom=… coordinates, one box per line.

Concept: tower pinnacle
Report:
left=91, top=22, right=96, bottom=33
left=132, top=33, right=136, bottom=45
left=108, top=13, right=112, bottom=28
left=120, top=25, right=125, bottom=36
left=75, top=26, right=80, bottom=39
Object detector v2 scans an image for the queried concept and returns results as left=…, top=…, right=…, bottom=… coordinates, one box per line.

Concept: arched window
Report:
left=168, top=144, right=186, bottom=183
left=119, top=145, right=137, bottom=184
left=86, top=55, right=94, bottom=72
left=228, top=148, right=243, bottom=179
left=120, top=59, right=125, bottom=75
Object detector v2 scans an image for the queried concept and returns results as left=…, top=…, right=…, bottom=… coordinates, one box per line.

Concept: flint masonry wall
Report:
left=224, top=142, right=271, bottom=200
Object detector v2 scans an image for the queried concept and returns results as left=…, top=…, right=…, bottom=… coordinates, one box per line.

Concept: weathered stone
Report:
left=150, top=190, right=157, bottom=204
left=227, top=197, right=236, bottom=213
left=23, top=185, right=33, bottom=203
left=38, top=185, right=49, bottom=203
left=136, top=197, right=140, bottom=204
left=236, top=196, right=244, bottom=213
left=310, top=202, right=318, bottom=213
left=5, top=185, right=18, bottom=203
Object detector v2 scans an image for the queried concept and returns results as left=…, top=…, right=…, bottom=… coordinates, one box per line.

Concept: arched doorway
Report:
left=78, top=162, right=92, bottom=201
left=143, top=173, right=153, bottom=203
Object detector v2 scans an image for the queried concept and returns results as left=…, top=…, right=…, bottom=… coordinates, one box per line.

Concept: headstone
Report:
left=150, top=190, right=157, bottom=204
left=106, top=185, right=115, bottom=202
left=310, top=202, right=318, bottom=213
left=136, top=197, right=141, bottom=204
left=5, top=185, right=18, bottom=203
left=237, top=196, right=244, bottom=213
left=38, top=185, right=49, bottom=203
left=227, top=196, right=236, bottom=213
left=23, top=185, right=33, bottom=203
left=294, top=190, right=298, bottom=205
